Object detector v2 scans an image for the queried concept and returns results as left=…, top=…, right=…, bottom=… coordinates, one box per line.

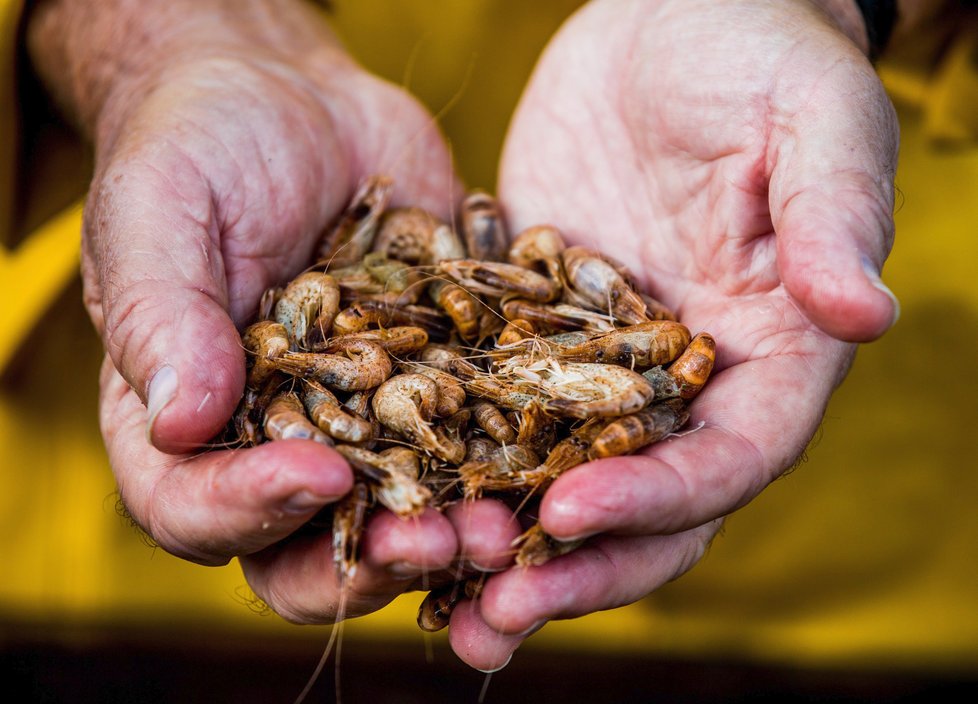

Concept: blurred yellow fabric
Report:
left=2, top=0, right=977, bottom=676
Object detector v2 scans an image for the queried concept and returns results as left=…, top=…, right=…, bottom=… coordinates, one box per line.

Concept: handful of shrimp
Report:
left=222, top=176, right=717, bottom=631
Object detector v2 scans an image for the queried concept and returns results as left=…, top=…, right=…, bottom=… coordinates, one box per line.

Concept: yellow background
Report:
left=2, top=0, right=977, bottom=677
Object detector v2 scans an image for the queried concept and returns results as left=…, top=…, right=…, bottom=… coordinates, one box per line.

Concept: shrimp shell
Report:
left=274, top=271, right=341, bottom=350
left=514, top=523, right=583, bottom=567
left=301, top=380, right=374, bottom=443
left=555, top=321, right=691, bottom=367
left=263, top=392, right=333, bottom=445
left=272, top=339, right=392, bottom=391
left=588, top=399, right=690, bottom=459
left=562, top=245, right=648, bottom=325
left=461, top=190, right=508, bottom=261
left=317, top=175, right=393, bottom=268
left=438, top=260, right=561, bottom=302
left=371, top=374, right=466, bottom=463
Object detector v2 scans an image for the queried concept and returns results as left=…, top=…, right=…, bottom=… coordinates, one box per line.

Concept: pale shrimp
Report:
left=401, top=362, right=467, bottom=418
left=334, top=445, right=431, bottom=518
left=263, top=392, right=333, bottom=445
left=313, top=326, right=429, bottom=356
left=457, top=443, right=540, bottom=499
left=241, top=320, right=290, bottom=389
left=371, top=373, right=466, bottom=463
left=507, top=224, right=565, bottom=282
left=273, top=271, right=341, bottom=350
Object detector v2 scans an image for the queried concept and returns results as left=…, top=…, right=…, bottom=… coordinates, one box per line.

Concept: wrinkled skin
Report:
left=79, top=30, right=467, bottom=616
left=447, top=0, right=899, bottom=670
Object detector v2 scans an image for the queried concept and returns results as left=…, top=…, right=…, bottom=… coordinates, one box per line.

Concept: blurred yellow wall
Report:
left=2, top=0, right=978, bottom=676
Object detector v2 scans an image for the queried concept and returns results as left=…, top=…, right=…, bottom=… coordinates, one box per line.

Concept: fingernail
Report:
left=387, top=561, right=426, bottom=578
left=283, top=489, right=333, bottom=515
left=860, top=255, right=901, bottom=327
left=146, top=365, right=178, bottom=442
left=475, top=653, right=513, bottom=674
left=516, top=619, right=546, bottom=638
left=465, top=559, right=507, bottom=573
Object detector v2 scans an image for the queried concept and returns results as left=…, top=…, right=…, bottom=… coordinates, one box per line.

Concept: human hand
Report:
left=28, top=0, right=461, bottom=620
left=447, top=0, right=900, bottom=669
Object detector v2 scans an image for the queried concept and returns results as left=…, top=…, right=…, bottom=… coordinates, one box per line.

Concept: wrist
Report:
left=25, top=0, right=346, bottom=147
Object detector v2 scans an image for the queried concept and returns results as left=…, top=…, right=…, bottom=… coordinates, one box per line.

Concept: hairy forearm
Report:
left=25, top=0, right=344, bottom=144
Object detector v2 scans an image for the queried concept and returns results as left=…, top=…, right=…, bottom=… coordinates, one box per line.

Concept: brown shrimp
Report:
left=417, top=577, right=483, bottom=633
left=429, top=279, right=482, bottom=342
left=642, top=332, right=717, bottom=400
left=271, top=339, right=392, bottom=391
left=514, top=523, right=583, bottom=567
left=588, top=399, right=690, bottom=460
left=241, top=320, right=290, bottom=389
left=472, top=401, right=517, bottom=445
left=402, top=362, right=467, bottom=418
left=500, top=298, right=616, bottom=334
left=461, top=190, right=508, bottom=261
left=332, top=299, right=451, bottom=340
left=554, top=321, right=691, bottom=367
left=312, top=326, right=429, bottom=356
left=301, top=380, right=374, bottom=443
left=438, top=259, right=561, bottom=302
left=316, top=174, right=393, bottom=268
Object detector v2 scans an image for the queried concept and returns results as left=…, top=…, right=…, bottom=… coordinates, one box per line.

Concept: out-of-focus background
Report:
left=3, top=1, right=978, bottom=702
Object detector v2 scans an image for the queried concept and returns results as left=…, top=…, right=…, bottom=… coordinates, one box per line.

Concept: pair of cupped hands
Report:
left=75, top=0, right=898, bottom=671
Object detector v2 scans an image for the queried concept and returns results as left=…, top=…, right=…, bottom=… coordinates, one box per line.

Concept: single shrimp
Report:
left=301, top=380, right=374, bottom=443
left=457, top=443, right=540, bottom=499
left=461, top=190, right=508, bottom=262
left=507, top=224, right=565, bottom=282
left=472, top=401, right=517, bottom=445
left=561, top=245, right=649, bottom=325
left=554, top=321, right=691, bottom=367
left=332, top=299, right=451, bottom=340
left=437, top=259, right=561, bottom=302
left=417, top=577, right=483, bottom=633
left=316, top=174, right=394, bottom=268
left=588, top=399, right=690, bottom=460
left=500, top=298, right=616, bottom=334
left=271, top=339, right=392, bottom=391
left=496, top=318, right=538, bottom=348
left=332, top=481, right=372, bottom=581
left=514, top=523, right=583, bottom=567
left=371, top=206, right=447, bottom=263
left=274, top=271, right=341, bottom=350
left=428, top=279, right=482, bottom=342
left=401, top=362, right=467, bottom=418
left=241, top=320, right=290, bottom=389
left=312, top=326, right=429, bottom=356
left=263, top=392, right=333, bottom=445
left=371, top=374, right=466, bottom=463
left=334, top=445, right=431, bottom=518
left=642, top=332, right=717, bottom=400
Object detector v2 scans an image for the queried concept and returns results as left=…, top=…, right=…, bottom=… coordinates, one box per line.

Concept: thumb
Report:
left=84, top=158, right=245, bottom=454
left=770, top=62, right=900, bottom=343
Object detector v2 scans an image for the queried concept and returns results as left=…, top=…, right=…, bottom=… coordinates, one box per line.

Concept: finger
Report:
left=473, top=524, right=718, bottom=641
left=539, top=338, right=846, bottom=540
left=445, top=499, right=524, bottom=572
left=448, top=599, right=529, bottom=673
left=84, top=153, right=250, bottom=453
left=241, top=507, right=457, bottom=623
left=101, top=358, right=353, bottom=565
left=770, top=53, right=900, bottom=342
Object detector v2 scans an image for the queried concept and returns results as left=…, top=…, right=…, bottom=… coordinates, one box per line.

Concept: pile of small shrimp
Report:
left=226, top=175, right=716, bottom=632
